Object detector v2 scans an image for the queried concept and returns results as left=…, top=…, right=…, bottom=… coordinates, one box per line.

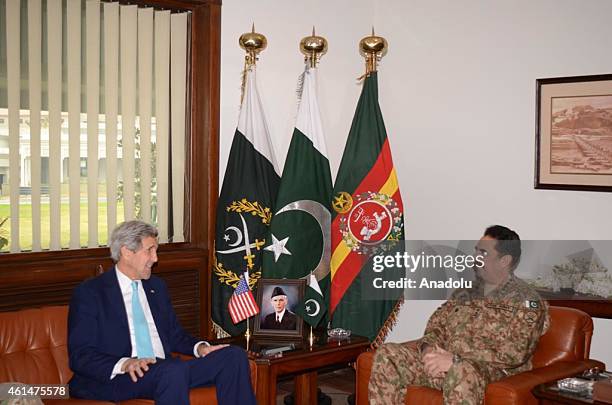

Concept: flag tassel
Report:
left=212, top=321, right=231, bottom=339
left=371, top=297, right=404, bottom=349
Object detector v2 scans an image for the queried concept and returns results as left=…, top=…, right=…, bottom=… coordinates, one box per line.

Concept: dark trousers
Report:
left=70, top=346, right=255, bottom=405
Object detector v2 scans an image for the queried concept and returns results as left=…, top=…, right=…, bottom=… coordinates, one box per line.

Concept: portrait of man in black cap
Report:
left=260, top=286, right=298, bottom=330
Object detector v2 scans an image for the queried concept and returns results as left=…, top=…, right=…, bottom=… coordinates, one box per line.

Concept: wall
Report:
left=221, top=0, right=612, bottom=366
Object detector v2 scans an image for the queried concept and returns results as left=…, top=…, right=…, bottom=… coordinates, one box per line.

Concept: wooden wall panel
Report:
left=0, top=249, right=208, bottom=336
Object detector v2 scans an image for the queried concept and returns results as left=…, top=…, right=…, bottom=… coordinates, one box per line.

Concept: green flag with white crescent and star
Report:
left=212, top=66, right=280, bottom=337
left=262, top=64, right=333, bottom=321
left=296, top=273, right=327, bottom=327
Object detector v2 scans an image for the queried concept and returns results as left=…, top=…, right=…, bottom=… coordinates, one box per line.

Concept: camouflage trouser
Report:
left=368, top=343, right=487, bottom=405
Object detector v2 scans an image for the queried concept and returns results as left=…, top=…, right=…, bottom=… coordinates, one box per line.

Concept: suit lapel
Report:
left=142, top=279, right=161, bottom=321
left=142, top=278, right=170, bottom=355
left=102, top=268, right=131, bottom=353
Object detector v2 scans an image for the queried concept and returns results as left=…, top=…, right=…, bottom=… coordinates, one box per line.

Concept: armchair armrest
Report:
left=485, top=359, right=606, bottom=405
left=356, top=351, right=374, bottom=405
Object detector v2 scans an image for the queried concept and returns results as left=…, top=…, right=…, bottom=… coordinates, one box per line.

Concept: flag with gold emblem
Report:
left=330, top=72, right=404, bottom=343
left=212, top=66, right=280, bottom=336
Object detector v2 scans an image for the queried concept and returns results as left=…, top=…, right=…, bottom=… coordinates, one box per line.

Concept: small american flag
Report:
left=228, top=273, right=259, bottom=324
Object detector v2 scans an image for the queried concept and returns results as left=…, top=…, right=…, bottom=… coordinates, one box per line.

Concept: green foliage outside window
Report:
left=0, top=217, right=8, bottom=250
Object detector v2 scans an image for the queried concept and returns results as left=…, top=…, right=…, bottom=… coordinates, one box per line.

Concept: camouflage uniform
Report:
left=369, top=274, right=549, bottom=405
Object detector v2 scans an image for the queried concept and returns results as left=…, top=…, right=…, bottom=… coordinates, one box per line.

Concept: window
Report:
left=0, top=0, right=190, bottom=252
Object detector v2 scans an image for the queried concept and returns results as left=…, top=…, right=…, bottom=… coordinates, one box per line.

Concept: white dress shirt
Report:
left=110, top=267, right=206, bottom=379
left=276, top=308, right=286, bottom=322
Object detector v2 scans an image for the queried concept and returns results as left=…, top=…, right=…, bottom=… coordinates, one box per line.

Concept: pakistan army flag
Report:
left=263, top=65, right=333, bottom=316
left=330, top=72, right=404, bottom=343
left=212, top=67, right=280, bottom=336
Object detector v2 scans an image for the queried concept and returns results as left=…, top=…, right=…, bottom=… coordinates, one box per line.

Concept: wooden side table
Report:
left=217, top=334, right=370, bottom=405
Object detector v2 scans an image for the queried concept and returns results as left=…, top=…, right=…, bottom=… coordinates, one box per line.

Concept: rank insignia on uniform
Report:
left=525, top=300, right=539, bottom=309
left=485, top=303, right=513, bottom=312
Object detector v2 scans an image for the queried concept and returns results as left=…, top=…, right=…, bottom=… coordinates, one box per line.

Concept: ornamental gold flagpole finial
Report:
left=359, top=26, right=388, bottom=75
left=299, top=26, right=328, bottom=68
left=239, top=23, right=267, bottom=67
left=239, top=24, right=268, bottom=102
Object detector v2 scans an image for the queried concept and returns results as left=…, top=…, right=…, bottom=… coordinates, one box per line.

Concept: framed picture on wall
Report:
left=535, top=74, right=612, bottom=192
left=253, top=278, right=305, bottom=339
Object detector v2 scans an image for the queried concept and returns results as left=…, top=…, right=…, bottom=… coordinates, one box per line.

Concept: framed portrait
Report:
left=254, top=278, right=305, bottom=339
left=535, top=74, right=612, bottom=192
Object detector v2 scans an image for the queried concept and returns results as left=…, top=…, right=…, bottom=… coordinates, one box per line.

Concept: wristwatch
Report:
left=452, top=353, right=461, bottom=364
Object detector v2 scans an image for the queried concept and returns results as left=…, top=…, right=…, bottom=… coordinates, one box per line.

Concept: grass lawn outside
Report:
left=0, top=200, right=125, bottom=252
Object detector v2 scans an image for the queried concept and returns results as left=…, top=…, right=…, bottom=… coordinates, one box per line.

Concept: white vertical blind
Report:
left=28, top=0, right=42, bottom=251
left=138, top=7, right=153, bottom=223
left=47, top=0, right=62, bottom=250
left=170, top=12, right=188, bottom=243
left=120, top=5, right=137, bottom=221
left=154, top=10, right=170, bottom=244
left=2, top=0, right=189, bottom=252
left=67, top=0, right=81, bottom=248
left=6, top=0, right=20, bottom=253
left=104, top=1, right=119, bottom=240
left=86, top=0, right=100, bottom=247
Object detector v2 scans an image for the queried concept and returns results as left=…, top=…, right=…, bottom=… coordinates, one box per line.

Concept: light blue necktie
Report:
left=131, top=281, right=155, bottom=359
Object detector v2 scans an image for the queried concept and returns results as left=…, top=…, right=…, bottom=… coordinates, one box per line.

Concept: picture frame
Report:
left=253, top=278, right=305, bottom=339
left=535, top=74, right=612, bottom=192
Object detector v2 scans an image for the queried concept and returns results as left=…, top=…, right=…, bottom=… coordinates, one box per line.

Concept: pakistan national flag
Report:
left=263, top=64, right=333, bottom=319
left=212, top=66, right=280, bottom=336
left=296, top=273, right=327, bottom=327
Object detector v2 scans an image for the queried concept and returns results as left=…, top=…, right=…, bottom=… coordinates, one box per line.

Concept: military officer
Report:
left=369, top=225, right=549, bottom=405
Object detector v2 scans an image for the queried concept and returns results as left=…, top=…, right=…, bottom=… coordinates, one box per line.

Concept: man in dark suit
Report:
left=68, top=220, right=256, bottom=405
left=260, top=286, right=297, bottom=330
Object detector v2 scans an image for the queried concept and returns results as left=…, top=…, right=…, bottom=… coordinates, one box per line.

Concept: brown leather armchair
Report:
left=0, top=306, right=256, bottom=404
left=356, top=306, right=605, bottom=405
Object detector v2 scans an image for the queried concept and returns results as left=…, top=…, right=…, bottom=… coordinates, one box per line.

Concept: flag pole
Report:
left=244, top=269, right=252, bottom=345
left=299, top=26, right=328, bottom=68
left=307, top=271, right=316, bottom=347
left=238, top=24, right=267, bottom=103
left=245, top=316, right=251, bottom=351
left=309, top=325, right=314, bottom=347
left=358, top=27, right=388, bottom=76
left=298, top=30, right=327, bottom=347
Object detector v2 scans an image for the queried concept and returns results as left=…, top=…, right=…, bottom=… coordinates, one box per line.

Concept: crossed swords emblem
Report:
left=217, top=213, right=265, bottom=270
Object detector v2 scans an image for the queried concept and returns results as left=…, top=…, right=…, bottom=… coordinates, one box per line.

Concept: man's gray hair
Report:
left=109, top=220, right=158, bottom=263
